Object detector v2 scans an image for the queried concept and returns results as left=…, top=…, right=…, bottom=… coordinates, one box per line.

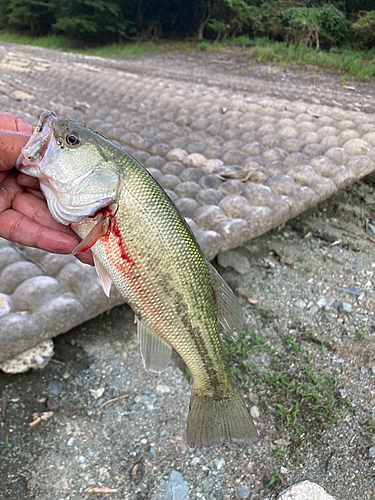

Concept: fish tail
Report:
left=186, top=385, right=259, bottom=448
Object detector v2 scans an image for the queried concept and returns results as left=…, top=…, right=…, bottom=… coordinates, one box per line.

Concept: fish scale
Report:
left=17, top=110, right=259, bottom=448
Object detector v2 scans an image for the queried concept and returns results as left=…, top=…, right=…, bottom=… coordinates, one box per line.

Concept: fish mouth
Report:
left=16, top=110, right=58, bottom=175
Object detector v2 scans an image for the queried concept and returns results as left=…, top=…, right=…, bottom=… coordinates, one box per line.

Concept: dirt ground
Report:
left=1, top=49, right=375, bottom=499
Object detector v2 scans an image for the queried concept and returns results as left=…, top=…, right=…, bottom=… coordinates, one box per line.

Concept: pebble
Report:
left=191, top=457, right=200, bottom=466
left=217, top=250, right=251, bottom=274
left=250, top=405, right=260, bottom=419
left=278, top=481, right=336, bottom=499
left=236, top=484, right=251, bottom=498
left=48, top=380, right=63, bottom=397
left=78, top=455, right=86, bottom=463
left=90, top=387, right=105, bottom=399
left=338, top=302, right=352, bottom=313
left=345, top=286, right=362, bottom=296
left=369, top=447, right=375, bottom=457
left=202, top=475, right=215, bottom=493
left=135, top=395, right=150, bottom=405
left=67, top=437, right=75, bottom=446
left=153, top=470, right=189, bottom=500
left=339, top=388, right=348, bottom=398
left=212, top=458, right=225, bottom=470
left=296, top=299, right=307, bottom=310
left=316, top=297, right=326, bottom=308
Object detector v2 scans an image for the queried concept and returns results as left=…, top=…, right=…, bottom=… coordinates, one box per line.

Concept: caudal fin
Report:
left=186, top=386, right=259, bottom=448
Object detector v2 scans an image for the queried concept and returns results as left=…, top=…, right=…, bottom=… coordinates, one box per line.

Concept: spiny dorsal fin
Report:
left=206, top=259, right=243, bottom=339
left=93, top=254, right=112, bottom=297
left=136, top=317, right=172, bottom=373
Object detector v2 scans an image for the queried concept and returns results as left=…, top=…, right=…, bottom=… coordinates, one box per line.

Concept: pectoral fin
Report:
left=71, top=215, right=109, bottom=255
left=136, top=317, right=172, bottom=373
left=206, top=259, right=243, bottom=339
left=93, top=255, right=112, bottom=297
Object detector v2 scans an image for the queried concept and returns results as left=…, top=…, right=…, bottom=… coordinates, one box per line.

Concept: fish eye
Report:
left=65, top=132, right=81, bottom=147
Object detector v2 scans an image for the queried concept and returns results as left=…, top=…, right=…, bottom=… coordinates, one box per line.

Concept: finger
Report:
left=0, top=112, right=34, bottom=133
left=0, top=130, right=32, bottom=171
left=25, top=188, right=45, bottom=201
left=12, top=190, right=74, bottom=235
left=0, top=208, right=84, bottom=256
left=17, top=172, right=41, bottom=190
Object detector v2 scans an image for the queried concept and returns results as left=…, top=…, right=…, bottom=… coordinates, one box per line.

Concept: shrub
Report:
left=352, top=10, right=375, bottom=49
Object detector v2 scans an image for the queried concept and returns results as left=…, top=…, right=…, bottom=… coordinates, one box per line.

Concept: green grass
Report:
left=0, top=31, right=374, bottom=81
left=236, top=36, right=375, bottom=82
left=222, top=327, right=352, bottom=442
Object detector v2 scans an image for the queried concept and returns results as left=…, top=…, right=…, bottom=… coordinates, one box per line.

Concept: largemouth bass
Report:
left=16, top=111, right=258, bottom=448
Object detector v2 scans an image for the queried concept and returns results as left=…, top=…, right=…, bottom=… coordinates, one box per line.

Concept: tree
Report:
left=6, top=0, right=55, bottom=35
left=352, top=10, right=375, bottom=48
left=53, top=0, right=129, bottom=43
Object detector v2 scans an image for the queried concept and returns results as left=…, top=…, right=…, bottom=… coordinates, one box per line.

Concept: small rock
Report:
left=316, top=297, right=326, bottom=308
left=155, top=384, right=171, bottom=394
left=369, top=447, right=375, bottom=457
left=202, top=475, right=215, bottom=493
left=236, top=484, right=251, bottom=498
left=309, top=305, right=319, bottom=315
left=338, top=302, right=351, bottom=313
left=295, top=299, right=307, bottom=310
left=153, top=470, right=189, bottom=500
left=135, top=395, right=150, bottom=405
left=90, top=387, right=105, bottom=399
left=61, top=371, right=70, bottom=380
left=48, top=380, right=63, bottom=397
left=190, top=457, right=200, bottom=466
left=345, top=286, right=362, bottom=296
left=214, top=491, right=225, bottom=500
left=67, top=437, right=75, bottom=446
left=0, top=340, right=54, bottom=373
left=217, top=250, right=250, bottom=274
left=250, top=406, right=260, bottom=419
left=278, top=480, right=337, bottom=500
left=247, top=461, right=254, bottom=472
left=339, top=388, right=348, bottom=398
left=212, top=458, right=225, bottom=470
left=78, top=455, right=86, bottom=463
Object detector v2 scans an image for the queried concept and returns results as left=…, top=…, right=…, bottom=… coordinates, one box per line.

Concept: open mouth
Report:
left=16, top=110, right=57, bottom=173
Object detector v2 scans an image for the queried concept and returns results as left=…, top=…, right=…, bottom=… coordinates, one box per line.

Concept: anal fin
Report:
left=93, top=255, right=112, bottom=297
left=136, top=318, right=172, bottom=373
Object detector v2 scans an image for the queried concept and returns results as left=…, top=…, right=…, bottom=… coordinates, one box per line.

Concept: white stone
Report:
left=278, top=481, right=337, bottom=500
left=0, top=339, right=54, bottom=373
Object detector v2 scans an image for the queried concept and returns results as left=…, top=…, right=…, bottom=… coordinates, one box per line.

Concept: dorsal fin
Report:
left=206, top=259, right=243, bottom=339
left=136, top=317, right=172, bottom=373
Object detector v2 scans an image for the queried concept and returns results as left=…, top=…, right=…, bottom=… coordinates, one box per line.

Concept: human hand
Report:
left=0, top=112, right=93, bottom=265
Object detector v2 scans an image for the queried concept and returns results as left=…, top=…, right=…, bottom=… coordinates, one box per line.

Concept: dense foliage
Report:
left=0, top=0, right=373, bottom=49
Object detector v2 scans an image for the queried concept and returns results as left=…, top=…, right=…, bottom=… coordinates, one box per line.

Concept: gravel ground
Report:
left=0, top=46, right=375, bottom=499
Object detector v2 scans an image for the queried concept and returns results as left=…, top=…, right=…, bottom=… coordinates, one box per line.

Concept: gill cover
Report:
left=16, top=111, right=120, bottom=225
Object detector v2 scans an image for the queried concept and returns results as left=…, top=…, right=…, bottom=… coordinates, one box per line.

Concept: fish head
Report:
left=16, top=110, right=120, bottom=225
